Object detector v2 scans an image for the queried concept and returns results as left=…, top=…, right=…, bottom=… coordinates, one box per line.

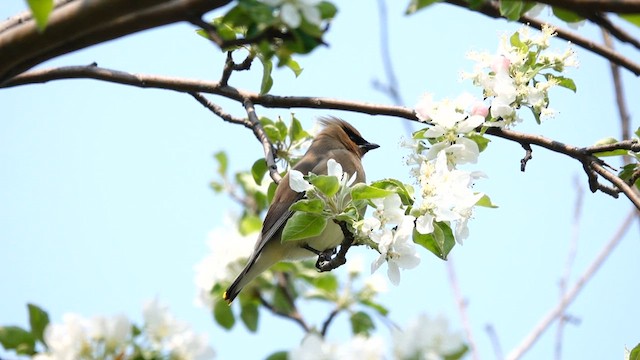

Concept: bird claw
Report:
left=315, top=248, right=343, bottom=272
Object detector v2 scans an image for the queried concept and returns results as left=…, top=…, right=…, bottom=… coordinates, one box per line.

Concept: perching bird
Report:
left=223, top=117, right=379, bottom=303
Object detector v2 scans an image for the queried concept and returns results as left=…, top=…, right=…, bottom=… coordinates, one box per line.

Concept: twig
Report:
left=320, top=307, right=342, bottom=337
left=592, top=14, right=640, bottom=51
left=485, top=324, right=504, bottom=360
left=590, top=160, right=640, bottom=208
left=555, top=176, right=584, bottom=360
left=243, top=98, right=282, bottom=184
left=220, top=51, right=255, bottom=86
left=257, top=293, right=310, bottom=332
left=506, top=208, right=638, bottom=360
left=520, top=142, right=533, bottom=172
left=533, top=0, right=640, bottom=14
left=446, top=258, right=480, bottom=360
left=316, top=220, right=354, bottom=272
left=602, top=29, right=633, bottom=167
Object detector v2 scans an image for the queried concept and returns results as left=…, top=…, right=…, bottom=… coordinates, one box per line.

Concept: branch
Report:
left=316, top=221, right=355, bottom=272
left=534, top=0, right=640, bottom=13
left=446, top=258, right=480, bottom=360
left=4, top=65, right=638, bottom=208
left=320, top=307, right=342, bottom=337
left=243, top=99, right=282, bottom=184
left=444, top=0, right=640, bottom=76
left=506, top=208, right=638, bottom=360
left=0, top=0, right=232, bottom=82
left=257, top=293, right=310, bottom=333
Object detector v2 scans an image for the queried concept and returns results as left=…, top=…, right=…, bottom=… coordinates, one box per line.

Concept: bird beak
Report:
left=359, top=142, right=380, bottom=154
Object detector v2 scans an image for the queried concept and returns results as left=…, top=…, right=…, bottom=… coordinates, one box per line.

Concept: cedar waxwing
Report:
left=223, top=117, right=379, bottom=303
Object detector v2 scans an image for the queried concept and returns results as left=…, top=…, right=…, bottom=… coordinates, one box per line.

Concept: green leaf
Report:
left=27, top=304, right=49, bottom=346
left=405, top=0, right=441, bottom=15
left=476, top=194, right=498, bottom=208
left=369, top=179, right=414, bottom=206
left=444, top=344, right=470, bottom=360
left=318, top=1, right=338, bottom=19
left=289, top=116, right=310, bottom=142
left=312, top=273, right=338, bottom=292
left=213, top=298, right=235, bottom=330
left=283, top=58, right=303, bottom=77
left=259, top=57, right=274, bottom=95
left=252, top=158, right=268, bottom=184
left=552, top=7, right=584, bottom=23
left=635, top=126, right=640, bottom=139
left=545, top=74, right=577, bottom=92
left=282, top=212, right=327, bottom=242
left=239, top=300, right=259, bottom=332
left=413, top=222, right=455, bottom=260
left=350, top=311, right=375, bottom=336
left=265, top=351, right=289, bottom=360
left=263, top=124, right=284, bottom=143
left=272, top=286, right=294, bottom=314
left=350, top=183, right=394, bottom=200
left=27, top=0, right=54, bottom=32
left=593, top=137, right=628, bottom=157
left=499, top=0, right=525, bottom=21
left=309, top=175, right=340, bottom=197
left=0, top=326, right=36, bottom=355
left=509, top=31, right=527, bottom=52
left=239, top=214, right=262, bottom=235
left=214, top=151, right=228, bottom=175
left=621, top=14, right=640, bottom=27
left=290, top=198, right=325, bottom=214
left=359, top=299, right=389, bottom=316
left=629, top=343, right=640, bottom=360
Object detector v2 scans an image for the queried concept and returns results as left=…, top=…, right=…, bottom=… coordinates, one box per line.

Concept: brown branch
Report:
left=443, top=0, right=640, bottom=76
left=320, top=307, right=342, bottom=337
left=583, top=139, right=640, bottom=154
left=533, top=0, right=640, bottom=13
left=243, top=99, right=282, bottom=184
left=221, top=51, right=255, bottom=86
left=3, top=64, right=638, bottom=208
left=506, top=208, right=638, bottom=360
left=592, top=14, right=640, bottom=51
left=257, top=293, right=310, bottom=333
left=485, top=324, right=504, bottom=360
left=0, top=0, right=232, bottom=82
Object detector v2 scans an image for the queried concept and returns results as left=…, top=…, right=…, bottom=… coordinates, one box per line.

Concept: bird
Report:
left=223, top=117, right=379, bottom=303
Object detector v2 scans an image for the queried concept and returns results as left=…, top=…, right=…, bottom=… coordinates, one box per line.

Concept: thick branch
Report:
left=3, top=65, right=638, bottom=209
left=534, top=0, right=640, bottom=13
left=0, top=0, right=232, bottom=82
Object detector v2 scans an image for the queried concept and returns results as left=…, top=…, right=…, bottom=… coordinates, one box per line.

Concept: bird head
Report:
left=317, top=117, right=380, bottom=158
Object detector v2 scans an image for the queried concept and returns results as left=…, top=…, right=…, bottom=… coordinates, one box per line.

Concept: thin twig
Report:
left=554, top=176, right=584, bottom=360
left=257, top=294, right=310, bottom=332
left=506, top=208, right=638, bottom=360
left=320, top=307, right=342, bottom=337
left=485, top=324, right=504, bottom=360
left=446, top=258, right=480, bottom=360
left=243, top=98, right=282, bottom=184
left=590, top=160, right=640, bottom=208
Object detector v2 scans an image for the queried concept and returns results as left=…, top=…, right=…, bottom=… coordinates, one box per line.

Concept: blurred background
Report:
left=1, top=1, right=638, bottom=359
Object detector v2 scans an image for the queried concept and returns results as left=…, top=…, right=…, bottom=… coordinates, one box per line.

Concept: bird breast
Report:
left=283, top=220, right=344, bottom=260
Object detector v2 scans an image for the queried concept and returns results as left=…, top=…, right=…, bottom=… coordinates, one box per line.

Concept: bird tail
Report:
left=223, top=248, right=277, bottom=303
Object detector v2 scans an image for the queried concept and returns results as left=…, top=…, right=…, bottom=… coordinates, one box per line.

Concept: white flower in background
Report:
left=167, top=330, right=216, bottom=360
left=38, top=314, right=92, bottom=360
left=90, top=314, right=131, bottom=353
left=370, top=215, right=421, bottom=285
left=337, top=336, right=385, bottom=360
left=289, top=333, right=339, bottom=360
left=262, top=0, right=322, bottom=28
left=393, top=314, right=465, bottom=360
left=143, top=298, right=186, bottom=344
left=193, top=215, right=257, bottom=308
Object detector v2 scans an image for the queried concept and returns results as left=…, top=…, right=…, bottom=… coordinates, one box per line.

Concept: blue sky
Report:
left=1, top=1, right=639, bottom=359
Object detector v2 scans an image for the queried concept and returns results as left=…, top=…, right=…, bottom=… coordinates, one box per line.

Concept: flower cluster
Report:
left=288, top=314, right=465, bottom=360
left=464, top=24, right=578, bottom=127
left=361, top=194, right=420, bottom=286
left=33, top=299, right=215, bottom=360
left=261, top=0, right=322, bottom=28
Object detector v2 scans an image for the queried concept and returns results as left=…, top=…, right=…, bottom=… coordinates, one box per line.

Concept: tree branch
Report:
left=534, top=0, right=640, bottom=13
left=506, top=208, right=638, bottom=360
left=243, top=99, right=282, bottom=184
left=444, top=0, right=640, bottom=76
left=447, top=258, right=480, bottom=360
left=0, top=0, right=232, bottom=83
left=3, top=64, right=638, bottom=209
left=257, top=293, right=310, bottom=333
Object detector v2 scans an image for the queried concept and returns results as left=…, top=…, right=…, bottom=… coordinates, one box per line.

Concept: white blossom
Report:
left=289, top=169, right=314, bottom=192
left=370, top=215, right=421, bottom=285
left=262, top=0, right=322, bottom=28
left=193, top=215, right=257, bottom=309
left=393, top=314, right=465, bottom=360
